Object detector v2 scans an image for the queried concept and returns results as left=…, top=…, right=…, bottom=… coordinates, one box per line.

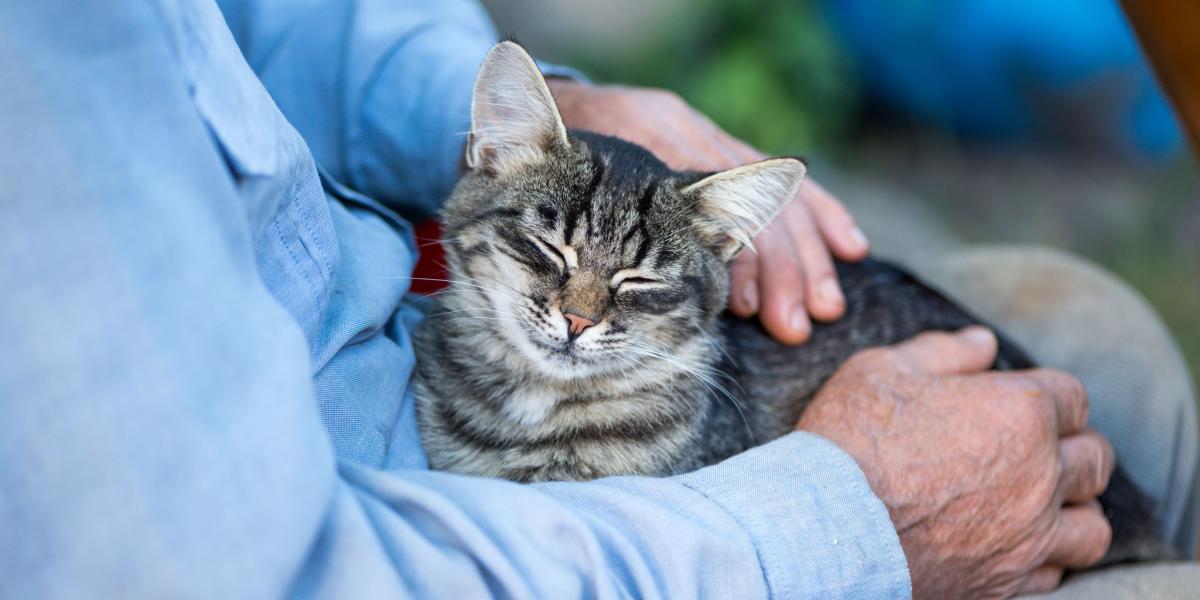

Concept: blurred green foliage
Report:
left=561, top=0, right=858, bottom=157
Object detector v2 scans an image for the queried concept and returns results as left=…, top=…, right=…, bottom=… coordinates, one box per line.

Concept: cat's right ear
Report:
left=682, top=157, right=807, bottom=261
left=466, top=42, right=570, bottom=176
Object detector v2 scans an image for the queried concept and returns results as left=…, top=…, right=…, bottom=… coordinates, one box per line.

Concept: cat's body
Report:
left=416, top=255, right=1019, bottom=482
left=412, top=41, right=1172, bottom=563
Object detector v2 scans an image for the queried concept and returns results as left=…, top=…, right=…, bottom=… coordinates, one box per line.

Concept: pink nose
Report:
left=564, top=312, right=596, bottom=338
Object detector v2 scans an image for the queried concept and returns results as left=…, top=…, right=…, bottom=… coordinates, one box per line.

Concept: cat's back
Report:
left=720, top=258, right=1031, bottom=442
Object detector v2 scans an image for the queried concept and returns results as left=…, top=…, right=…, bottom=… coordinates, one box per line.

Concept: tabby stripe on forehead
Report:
left=632, top=228, right=654, bottom=267
left=637, top=181, right=657, bottom=217
left=619, top=224, right=641, bottom=255
left=566, top=155, right=606, bottom=243
left=616, top=182, right=659, bottom=266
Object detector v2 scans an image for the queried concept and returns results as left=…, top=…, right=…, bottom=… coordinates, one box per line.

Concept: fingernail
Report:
left=740, top=283, right=758, bottom=312
left=819, top=277, right=843, bottom=306
left=850, top=226, right=869, bottom=250
left=961, top=326, right=995, bottom=347
left=790, top=306, right=810, bottom=336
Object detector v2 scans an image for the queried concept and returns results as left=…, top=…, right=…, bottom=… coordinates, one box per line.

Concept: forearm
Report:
left=217, top=0, right=495, bottom=218
left=302, top=433, right=910, bottom=598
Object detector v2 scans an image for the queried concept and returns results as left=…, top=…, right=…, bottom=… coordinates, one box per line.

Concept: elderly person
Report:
left=1, top=0, right=1194, bottom=597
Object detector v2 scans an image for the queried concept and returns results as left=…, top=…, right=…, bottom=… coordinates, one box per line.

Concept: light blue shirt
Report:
left=0, top=0, right=910, bottom=597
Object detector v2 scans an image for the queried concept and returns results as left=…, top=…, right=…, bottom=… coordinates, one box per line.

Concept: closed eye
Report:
left=613, top=273, right=667, bottom=293
left=529, top=236, right=568, bottom=270
left=620, top=277, right=659, bottom=285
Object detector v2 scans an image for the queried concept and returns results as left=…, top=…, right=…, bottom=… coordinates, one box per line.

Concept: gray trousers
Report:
left=917, top=246, right=1200, bottom=597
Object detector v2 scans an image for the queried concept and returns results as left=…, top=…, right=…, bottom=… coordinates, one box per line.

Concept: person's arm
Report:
left=214, top=0, right=873, bottom=342
left=215, top=0, right=495, bottom=220
left=0, top=2, right=910, bottom=597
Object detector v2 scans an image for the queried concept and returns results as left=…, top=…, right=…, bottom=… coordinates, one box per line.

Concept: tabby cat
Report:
left=412, top=42, right=1169, bottom=563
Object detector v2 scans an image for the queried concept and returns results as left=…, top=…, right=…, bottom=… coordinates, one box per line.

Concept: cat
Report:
left=411, top=41, right=1171, bottom=563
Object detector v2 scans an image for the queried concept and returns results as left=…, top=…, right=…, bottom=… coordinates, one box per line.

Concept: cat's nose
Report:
left=563, top=312, right=596, bottom=341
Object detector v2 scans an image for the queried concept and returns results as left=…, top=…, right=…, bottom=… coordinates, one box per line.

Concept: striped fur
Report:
left=414, top=129, right=752, bottom=481
left=411, top=42, right=1173, bottom=566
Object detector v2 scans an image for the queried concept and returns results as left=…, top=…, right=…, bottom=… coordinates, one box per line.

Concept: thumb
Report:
left=891, top=326, right=998, bottom=376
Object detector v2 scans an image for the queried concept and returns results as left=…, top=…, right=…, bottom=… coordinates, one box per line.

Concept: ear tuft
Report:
left=467, top=42, right=569, bottom=175
left=682, top=158, right=807, bottom=260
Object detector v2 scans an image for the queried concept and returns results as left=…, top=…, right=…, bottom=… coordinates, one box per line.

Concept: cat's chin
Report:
left=518, top=339, right=619, bottom=382
left=529, top=347, right=602, bottom=381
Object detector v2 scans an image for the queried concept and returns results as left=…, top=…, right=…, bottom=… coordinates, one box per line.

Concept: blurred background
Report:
left=481, top=0, right=1198, bottom=392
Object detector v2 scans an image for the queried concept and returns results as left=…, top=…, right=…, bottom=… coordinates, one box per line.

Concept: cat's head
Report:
left=439, top=42, right=806, bottom=381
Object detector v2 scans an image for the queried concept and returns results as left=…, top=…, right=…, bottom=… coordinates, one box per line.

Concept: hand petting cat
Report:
left=548, top=79, right=870, bottom=345
left=799, top=327, right=1115, bottom=598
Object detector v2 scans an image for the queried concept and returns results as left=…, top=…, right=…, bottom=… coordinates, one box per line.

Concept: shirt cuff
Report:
left=673, top=432, right=912, bottom=599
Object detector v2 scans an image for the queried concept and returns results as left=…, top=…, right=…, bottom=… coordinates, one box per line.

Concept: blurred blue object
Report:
left=821, top=0, right=1183, bottom=159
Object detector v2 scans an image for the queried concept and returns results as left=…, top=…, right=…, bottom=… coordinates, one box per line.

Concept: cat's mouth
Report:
left=530, top=337, right=583, bottom=360
left=525, top=336, right=613, bottom=379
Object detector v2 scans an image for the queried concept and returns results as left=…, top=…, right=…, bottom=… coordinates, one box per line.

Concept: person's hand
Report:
left=547, top=80, right=869, bottom=345
left=798, top=327, right=1114, bottom=599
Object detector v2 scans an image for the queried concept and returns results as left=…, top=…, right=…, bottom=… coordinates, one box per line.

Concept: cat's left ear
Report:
left=682, top=157, right=807, bottom=261
left=466, top=41, right=570, bottom=176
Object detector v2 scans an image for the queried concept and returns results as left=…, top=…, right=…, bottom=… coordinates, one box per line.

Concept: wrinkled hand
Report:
left=548, top=80, right=869, bottom=345
left=799, top=327, right=1114, bottom=599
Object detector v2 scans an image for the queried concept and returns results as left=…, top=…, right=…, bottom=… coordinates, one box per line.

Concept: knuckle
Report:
left=1083, top=444, right=1108, bottom=494
left=1093, top=437, right=1116, bottom=487
left=1006, top=388, right=1048, bottom=430
left=1046, top=461, right=1066, bottom=501
left=1073, top=378, right=1090, bottom=417
left=1044, top=368, right=1089, bottom=421
left=850, top=347, right=891, bottom=368
left=648, top=88, right=684, bottom=108
left=1055, top=370, right=1088, bottom=410
left=1011, top=380, right=1054, bottom=427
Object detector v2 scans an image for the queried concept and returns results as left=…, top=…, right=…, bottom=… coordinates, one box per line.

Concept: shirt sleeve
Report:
left=0, top=1, right=910, bottom=598
left=214, top=0, right=502, bottom=220
left=304, top=433, right=911, bottom=598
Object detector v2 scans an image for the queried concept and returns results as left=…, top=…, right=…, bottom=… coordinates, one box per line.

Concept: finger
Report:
left=1021, top=369, right=1090, bottom=435
left=723, top=128, right=768, bottom=165
left=728, top=250, right=760, bottom=316
left=1058, top=430, right=1116, bottom=503
left=891, top=326, right=998, bottom=375
left=1015, top=565, right=1065, bottom=595
left=781, top=201, right=844, bottom=322
left=1046, top=501, right=1112, bottom=568
left=799, top=178, right=870, bottom=261
left=692, top=123, right=745, bottom=171
left=722, top=126, right=869, bottom=263
left=755, top=224, right=812, bottom=345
